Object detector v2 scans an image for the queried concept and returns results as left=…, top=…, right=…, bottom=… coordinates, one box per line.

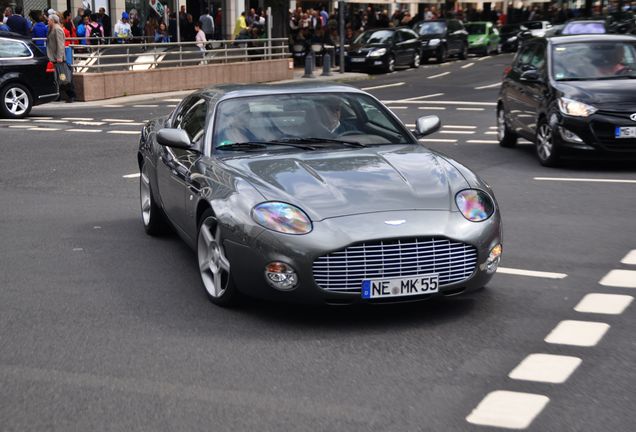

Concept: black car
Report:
left=497, top=35, right=636, bottom=166
left=499, top=24, right=522, bottom=52
left=345, top=28, right=421, bottom=73
left=0, top=32, right=57, bottom=118
left=412, top=19, right=468, bottom=63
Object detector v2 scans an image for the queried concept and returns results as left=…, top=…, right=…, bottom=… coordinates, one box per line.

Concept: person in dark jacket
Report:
left=6, top=7, right=29, bottom=36
left=98, top=7, right=111, bottom=37
left=30, top=11, right=48, bottom=52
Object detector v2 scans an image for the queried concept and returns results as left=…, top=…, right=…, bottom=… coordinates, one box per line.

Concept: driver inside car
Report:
left=315, top=97, right=357, bottom=138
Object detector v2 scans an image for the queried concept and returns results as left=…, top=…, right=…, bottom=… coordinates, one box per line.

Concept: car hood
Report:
left=348, top=43, right=389, bottom=54
left=221, top=146, right=469, bottom=221
left=554, top=80, right=636, bottom=110
left=468, top=34, right=487, bottom=43
left=419, top=33, right=444, bottom=41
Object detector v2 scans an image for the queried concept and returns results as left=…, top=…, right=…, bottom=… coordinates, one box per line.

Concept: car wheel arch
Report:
left=197, top=201, right=214, bottom=226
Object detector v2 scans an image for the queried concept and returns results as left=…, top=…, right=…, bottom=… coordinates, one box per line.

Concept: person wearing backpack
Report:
left=86, top=13, right=104, bottom=45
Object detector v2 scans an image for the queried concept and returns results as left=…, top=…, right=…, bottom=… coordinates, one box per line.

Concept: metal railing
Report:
left=33, top=37, right=290, bottom=73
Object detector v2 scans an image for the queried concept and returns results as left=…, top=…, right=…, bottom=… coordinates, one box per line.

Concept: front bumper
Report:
left=552, top=109, right=636, bottom=156
left=345, top=55, right=387, bottom=71
left=224, top=210, right=502, bottom=305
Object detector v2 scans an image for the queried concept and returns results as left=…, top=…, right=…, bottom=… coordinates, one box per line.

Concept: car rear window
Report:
left=562, top=22, right=606, bottom=35
left=0, top=38, right=32, bottom=59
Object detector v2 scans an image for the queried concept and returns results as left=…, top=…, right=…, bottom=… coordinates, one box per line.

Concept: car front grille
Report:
left=313, top=238, right=478, bottom=294
left=591, top=110, right=636, bottom=151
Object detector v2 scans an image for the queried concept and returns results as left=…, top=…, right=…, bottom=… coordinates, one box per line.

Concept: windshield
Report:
left=501, top=24, right=520, bottom=33
left=552, top=42, right=636, bottom=80
left=212, top=93, right=412, bottom=149
left=562, top=22, right=606, bottom=35
left=415, top=21, right=446, bottom=35
left=522, top=21, right=544, bottom=30
left=465, top=24, right=487, bottom=35
left=353, top=30, right=393, bottom=45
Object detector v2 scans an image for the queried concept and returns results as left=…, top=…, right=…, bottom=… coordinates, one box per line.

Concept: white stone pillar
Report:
left=50, top=0, right=67, bottom=13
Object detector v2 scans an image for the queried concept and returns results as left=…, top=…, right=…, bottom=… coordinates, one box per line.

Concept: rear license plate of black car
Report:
left=361, top=274, right=439, bottom=299
left=615, top=126, right=636, bottom=139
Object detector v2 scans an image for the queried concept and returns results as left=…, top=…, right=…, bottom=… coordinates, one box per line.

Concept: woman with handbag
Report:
left=47, top=14, right=76, bottom=103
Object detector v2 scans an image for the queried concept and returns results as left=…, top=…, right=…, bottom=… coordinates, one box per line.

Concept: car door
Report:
left=516, top=42, right=548, bottom=134
left=448, top=20, right=465, bottom=53
left=156, top=96, right=207, bottom=237
left=392, top=30, right=407, bottom=65
left=503, top=43, right=537, bottom=137
left=396, top=29, right=418, bottom=65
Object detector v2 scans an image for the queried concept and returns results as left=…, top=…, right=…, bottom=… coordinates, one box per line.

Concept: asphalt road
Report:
left=1, top=54, right=635, bottom=432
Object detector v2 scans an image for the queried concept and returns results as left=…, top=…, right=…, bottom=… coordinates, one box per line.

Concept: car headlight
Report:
left=429, top=38, right=441, bottom=46
left=557, top=97, right=598, bottom=117
left=252, top=202, right=312, bottom=234
left=368, top=48, right=387, bottom=58
left=455, top=189, right=495, bottom=222
left=507, top=36, right=518, bottom=42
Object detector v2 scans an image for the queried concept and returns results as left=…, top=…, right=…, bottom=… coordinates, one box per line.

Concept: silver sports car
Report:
left=138, top=83, right=502, bottom=306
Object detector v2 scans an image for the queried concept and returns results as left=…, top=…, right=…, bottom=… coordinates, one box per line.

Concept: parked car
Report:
left=345, top=28, right=421, bottom=73
left=412, top=19, right=468, bottom=63
left=466, top=21, right=500, bottom=56
left=499, top=23, right=522, bottom=52
left=519, top=21, right=553, bottom=38
left=497, top=35, right=636, bottom=166
left=0, top=32, right=58, bottom=118
left=561, top=20, right=607, bottom=35
left=138, top=83, right=503, bottom=306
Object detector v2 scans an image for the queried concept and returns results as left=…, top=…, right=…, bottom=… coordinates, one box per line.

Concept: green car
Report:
left=466, top=21, right=500, bottom=56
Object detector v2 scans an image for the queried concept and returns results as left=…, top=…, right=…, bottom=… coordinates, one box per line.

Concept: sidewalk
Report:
left=44, top=68, right=369, bottom=109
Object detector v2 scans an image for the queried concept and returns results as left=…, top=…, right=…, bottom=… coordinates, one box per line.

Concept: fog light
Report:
left=558, top=126, right=583, bottom=143
left=486, top=244, right=502, bottom=274
left=265, top=262, right=298, bottom=291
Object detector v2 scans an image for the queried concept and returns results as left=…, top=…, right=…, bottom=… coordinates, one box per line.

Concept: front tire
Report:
left=0, top=83, right=32, bottom=119
left=497, top=106, right=517, bottom=148
left=140, top=163, right=170, bottom=235
left=197, top=210, right=240, bottom=307
left=436, top=45, right=447, bottom=63
left=458, top=43, right=468, bottom=60
left=385, top=54, right=396, bottom=73
left=411, top=51, right=421, bottom=68
left=535, top=119, right=560, bottom=167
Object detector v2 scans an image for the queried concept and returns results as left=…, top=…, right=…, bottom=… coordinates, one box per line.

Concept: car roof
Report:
left=198, top=82, right=367, bottom=100
left=0, top=31, right=32, bottom=41
left=548, top=34, right=636, bottom=44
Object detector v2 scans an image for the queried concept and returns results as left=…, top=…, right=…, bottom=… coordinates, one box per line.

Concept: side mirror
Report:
left=520, top=69, right=541, bottom=82
left=156, top=128, right=195, bottom=150
left=413, top=115, right=441, bottom=138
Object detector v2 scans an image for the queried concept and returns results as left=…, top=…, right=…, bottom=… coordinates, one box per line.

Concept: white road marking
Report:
left=440, top=130, right=475, bottom=135
left=102, top=118, right=134, bottom=122
left=74, top=121, right=106, bottom=126
left=102, top=104, right=124, bottom=108
left=475, top=82, right=501, bottom=90
left=35, top=119, right=68, bottom=124
left=163, top=98, right=182, bottom=102
left=8, top=125, right=32, bottom=129
left=484, top=131, right=498, bottom=135
left=383, top=100, right=496, bottom=106
left=418, top=106, right=446, bottom=110
left=111, top=122, right=145, bottom=126
left=496, top=267, right=567, bottom=279
left=467, top=139, right=499, bottom=144
left=466, top=391, right=549, bottom=429
left=443, top=125, right=477, bottom=129
left=621, top=250, right=636, bottom=265
left=477, top=56, right=491, bottom=61
left=29, top=116, right=53, bottom=120
left=457, top=107, right=486, bottom=111
left=107, top=130, right=139, bottom=135
left=545, top=320, right=610, bottom=347
left=461, top=62, right=474, bottom=69
left=392, top=93, right=445, bottom=103
left=509, top=354, right=581, bottom=384
left=388, top=106, right=407, bottom=110
left=133, top=104, right=159, bottom=108
left=599, top=269, right=636, bottom=288
left=427, top=72, right=451, bottom=79
left=166, top=104, right=178, bottom=108
left=575, top=293, right=633, bottom=315
left=418, top=138, right=457, bottom=143
left=62, top=117, right=94, bottom=121
left=361, top=82, right=405, bottom=91
left=66, top=129, right=102, bottom=133
left=534, top=177, right=636, bottom=184
left=489, top=126, right=498, bottom=129
left=27, top=127, right=60, bottom=131
left=0, top=118, right=29, bottom=122
left=123, top=173, right=141, bottom=179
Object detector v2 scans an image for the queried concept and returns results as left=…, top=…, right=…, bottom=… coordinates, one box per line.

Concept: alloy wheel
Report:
left=198, top=218, right=231, bottom=299
left=140, top=166, right=151, bottom=226
left=536, top=123, right=553, bottom=161
left=387, top=56, right=395, bottom=73
left=4, top=87, right=29, bottom=117
left=497, top=109, right=506, bottom=141
left=413, top=53, right=420, bottom=68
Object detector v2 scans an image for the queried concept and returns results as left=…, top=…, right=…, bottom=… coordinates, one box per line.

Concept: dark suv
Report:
left=497, top=35, right=636, bottom=166
left=0, top=32, right=58, bottom=118
left=412, top=19, right=468, bottom=63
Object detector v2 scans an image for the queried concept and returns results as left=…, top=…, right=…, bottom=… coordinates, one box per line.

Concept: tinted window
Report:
left=354, top=30, right=394, bottom=45
left=522, top=21, right=544, bottom=30
left=0, top=39, right=32, bottom=58
left=552, top=41, right=636, bottom=80
left=465, top=23, right=487, bottom=35
left=415, top=21, right=447, bottom=35
left=515, top=45, right=535, bottom=69
left=179, top=98, right=208, bottom=143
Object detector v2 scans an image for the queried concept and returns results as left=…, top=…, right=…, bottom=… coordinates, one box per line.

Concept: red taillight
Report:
left=46, top=61, right=55, bottom=73
left=503, top=66, right=512, bottom=76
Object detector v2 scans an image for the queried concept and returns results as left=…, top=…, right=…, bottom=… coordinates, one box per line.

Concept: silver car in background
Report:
left=138, top=83, right=502, bottom=306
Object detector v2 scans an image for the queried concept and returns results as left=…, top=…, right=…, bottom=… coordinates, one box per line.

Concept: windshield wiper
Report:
left=217, top=141, right=316, bottom=151
left=275, top=137, right=366, bottom=148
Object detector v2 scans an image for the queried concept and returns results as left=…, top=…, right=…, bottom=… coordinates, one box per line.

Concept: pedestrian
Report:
left=233, top=11, right=247, bottom=39
left=200, top=8, right=214, bottom=41
left=154, top=21, right=170, bottom=43
left=6, top=6, right=29, bottom=36
left=30, top=11, right=48, bottom=52
left=47, top=14, right=75, bottom=103
left=214, top=7, right=222, bottom=39
left=195, top=21, right=207, bottom=63
left=98, top=7, right=111, bottom=38
left=114, top=12, right=132, bottom=43
left=73, top=8, right=84, bottom=28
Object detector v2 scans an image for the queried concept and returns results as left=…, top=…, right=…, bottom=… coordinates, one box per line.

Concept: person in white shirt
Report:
left=114, top=11, right=132, bottom=43
left=199, top=8, right=214, bottom=40
left=195, top=21, right=207, bottom=63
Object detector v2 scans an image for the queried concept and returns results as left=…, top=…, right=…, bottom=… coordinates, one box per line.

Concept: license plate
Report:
left=351, top=57, right=366, bottom=63
left=362, top=274, right=439, bottom=299
left=615, top=126, right=636, bottom=138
